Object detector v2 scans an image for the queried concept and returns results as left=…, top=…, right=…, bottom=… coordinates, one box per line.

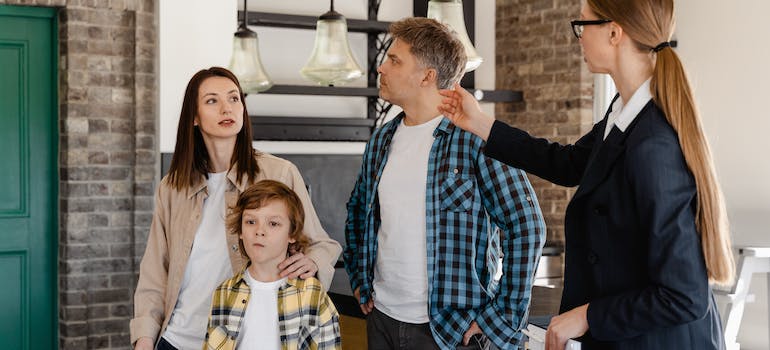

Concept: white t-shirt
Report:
left=237, top=271, right=285, bottom=350
left=373, top=115, right=443, bottom=324
left=163, top=172, right=234, bottom=350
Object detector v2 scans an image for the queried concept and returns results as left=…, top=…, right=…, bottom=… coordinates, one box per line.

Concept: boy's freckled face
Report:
left=240, top=200, right=295, bottom=265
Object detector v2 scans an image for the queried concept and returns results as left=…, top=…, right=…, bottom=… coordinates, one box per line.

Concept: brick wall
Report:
left=0, top=0, right=157, bottom=349
left=495, top=0, right=593, bottom=248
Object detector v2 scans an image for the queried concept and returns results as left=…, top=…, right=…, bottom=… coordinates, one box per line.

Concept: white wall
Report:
left=159, top=0, right=495, bottom=154
left=676, top=0, right=770, bottom=246
left=158, top=0, right=235, bottom=153
left=676, top=1, right=770, bottom=349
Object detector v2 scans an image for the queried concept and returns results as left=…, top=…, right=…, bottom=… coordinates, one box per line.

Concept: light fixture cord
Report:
left=330, top=0, right=334, bottom=12
left=242, top=0, right=248, bottom=25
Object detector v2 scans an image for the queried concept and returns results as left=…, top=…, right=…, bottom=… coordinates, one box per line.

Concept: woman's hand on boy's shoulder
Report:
left=278, top=252, right=319, bottom=279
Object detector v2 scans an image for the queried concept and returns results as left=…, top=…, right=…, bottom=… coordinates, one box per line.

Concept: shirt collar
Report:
left=233, top=262, right=297, bottom=289
left=283, top=277, right=301, bottom=289
left=232, top=263, right=250, bottom=286
left=434, top=115, right=453, bottom=136
left=605, top=78, right=652, bottom=138
left=391, top=112, right=452, bottom=136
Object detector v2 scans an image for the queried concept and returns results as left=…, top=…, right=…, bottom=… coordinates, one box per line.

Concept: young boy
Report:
left=203, top=180, right=341, bottom=350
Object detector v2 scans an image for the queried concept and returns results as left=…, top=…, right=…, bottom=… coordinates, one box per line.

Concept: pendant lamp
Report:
left=300, top=0, right=363, bottom=86
left=229, top=0, right=273, bottom=93
left=427, top=0, right=483, bottom=72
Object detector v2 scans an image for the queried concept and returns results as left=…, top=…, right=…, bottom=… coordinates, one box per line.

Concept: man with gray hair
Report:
left=344, top=17, right=545, bottom=349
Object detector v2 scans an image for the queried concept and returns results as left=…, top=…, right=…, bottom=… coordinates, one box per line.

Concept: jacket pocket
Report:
left=440, top=176, right=475, bottom=212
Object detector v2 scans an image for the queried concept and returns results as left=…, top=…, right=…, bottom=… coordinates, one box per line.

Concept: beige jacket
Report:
left=129, top=153, right=342, bottom=345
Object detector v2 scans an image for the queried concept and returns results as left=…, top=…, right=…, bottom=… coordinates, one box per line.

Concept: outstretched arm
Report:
left=441, top=83, right=599, bottom=187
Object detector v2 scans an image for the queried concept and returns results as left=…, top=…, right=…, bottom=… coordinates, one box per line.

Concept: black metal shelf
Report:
left=473, top=89, right=523, bottom=103
left=258, top=84, right=522, bottom=103
left=261, top=84, right=378, bottom=97
left=251, top=116, right=375, bottom=142
left=243, top=11, right=391, bottom=33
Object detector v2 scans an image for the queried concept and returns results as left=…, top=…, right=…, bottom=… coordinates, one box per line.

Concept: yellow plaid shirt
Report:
left=203, top=266, right=341, bottom=350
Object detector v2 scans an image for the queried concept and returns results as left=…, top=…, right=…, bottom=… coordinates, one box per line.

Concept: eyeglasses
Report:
left=570, top=19, right=612, bottom=39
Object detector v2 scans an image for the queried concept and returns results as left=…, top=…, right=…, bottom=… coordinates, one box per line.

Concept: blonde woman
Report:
left=439, top=0, right=734, bottom=349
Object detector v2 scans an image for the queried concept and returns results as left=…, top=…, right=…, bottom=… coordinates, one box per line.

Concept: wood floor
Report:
left=340, top=314, right=367, bottom=349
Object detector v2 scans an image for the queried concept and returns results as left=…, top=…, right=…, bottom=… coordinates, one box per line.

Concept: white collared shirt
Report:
left=603, top=78, right=653, bottom=139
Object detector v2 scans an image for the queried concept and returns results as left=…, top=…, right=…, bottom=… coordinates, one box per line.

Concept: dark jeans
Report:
left=156, top=337, right=178, bottom=350
left=366, top=307, right=496, bottom=350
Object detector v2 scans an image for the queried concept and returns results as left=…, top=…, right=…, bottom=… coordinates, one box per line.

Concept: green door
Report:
left=0, top=5, right=58, bottom=349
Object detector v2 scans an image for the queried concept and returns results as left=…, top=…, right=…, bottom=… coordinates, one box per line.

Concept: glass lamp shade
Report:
left=427, top=0, right=483, bottom=72
left=229, top=26, right=273, bottom=93
left=300, top=12, right=363, bottom=86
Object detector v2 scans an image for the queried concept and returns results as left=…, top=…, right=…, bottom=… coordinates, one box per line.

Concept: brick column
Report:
left=495, top=0, right=593, bottom=248
left=0, top=0, right=158, bottom=348
left=58, top=1, right=157, bottom=348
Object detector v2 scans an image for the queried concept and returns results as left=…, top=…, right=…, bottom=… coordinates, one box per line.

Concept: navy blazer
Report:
left=484, top=99, right=725, bottom=350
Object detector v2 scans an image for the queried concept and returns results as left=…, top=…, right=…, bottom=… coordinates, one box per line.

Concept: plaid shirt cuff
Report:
left=476, top=303, right=524, bottom=350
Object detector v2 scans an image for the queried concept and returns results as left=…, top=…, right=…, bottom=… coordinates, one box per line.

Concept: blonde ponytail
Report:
left=651, top=48, right=735, bottom=285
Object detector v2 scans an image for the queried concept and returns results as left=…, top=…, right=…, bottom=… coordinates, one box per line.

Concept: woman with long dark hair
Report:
left=130, top=67, right=341, bottom=350
left=439, top=1, right=734, bottom=349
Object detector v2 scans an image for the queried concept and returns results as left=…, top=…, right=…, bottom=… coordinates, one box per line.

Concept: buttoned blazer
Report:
left=484, top=98, right=725, bottom=350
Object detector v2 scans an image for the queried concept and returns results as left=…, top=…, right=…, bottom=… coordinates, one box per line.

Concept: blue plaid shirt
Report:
left=344, top=113, right=545, bottom=349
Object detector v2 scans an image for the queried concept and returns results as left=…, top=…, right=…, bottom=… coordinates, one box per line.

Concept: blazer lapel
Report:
left=572, top=98, right=656, bottom=202
left=579, top=93, right=619, bottom=180
left=572, top=124, right=628, bottom=202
